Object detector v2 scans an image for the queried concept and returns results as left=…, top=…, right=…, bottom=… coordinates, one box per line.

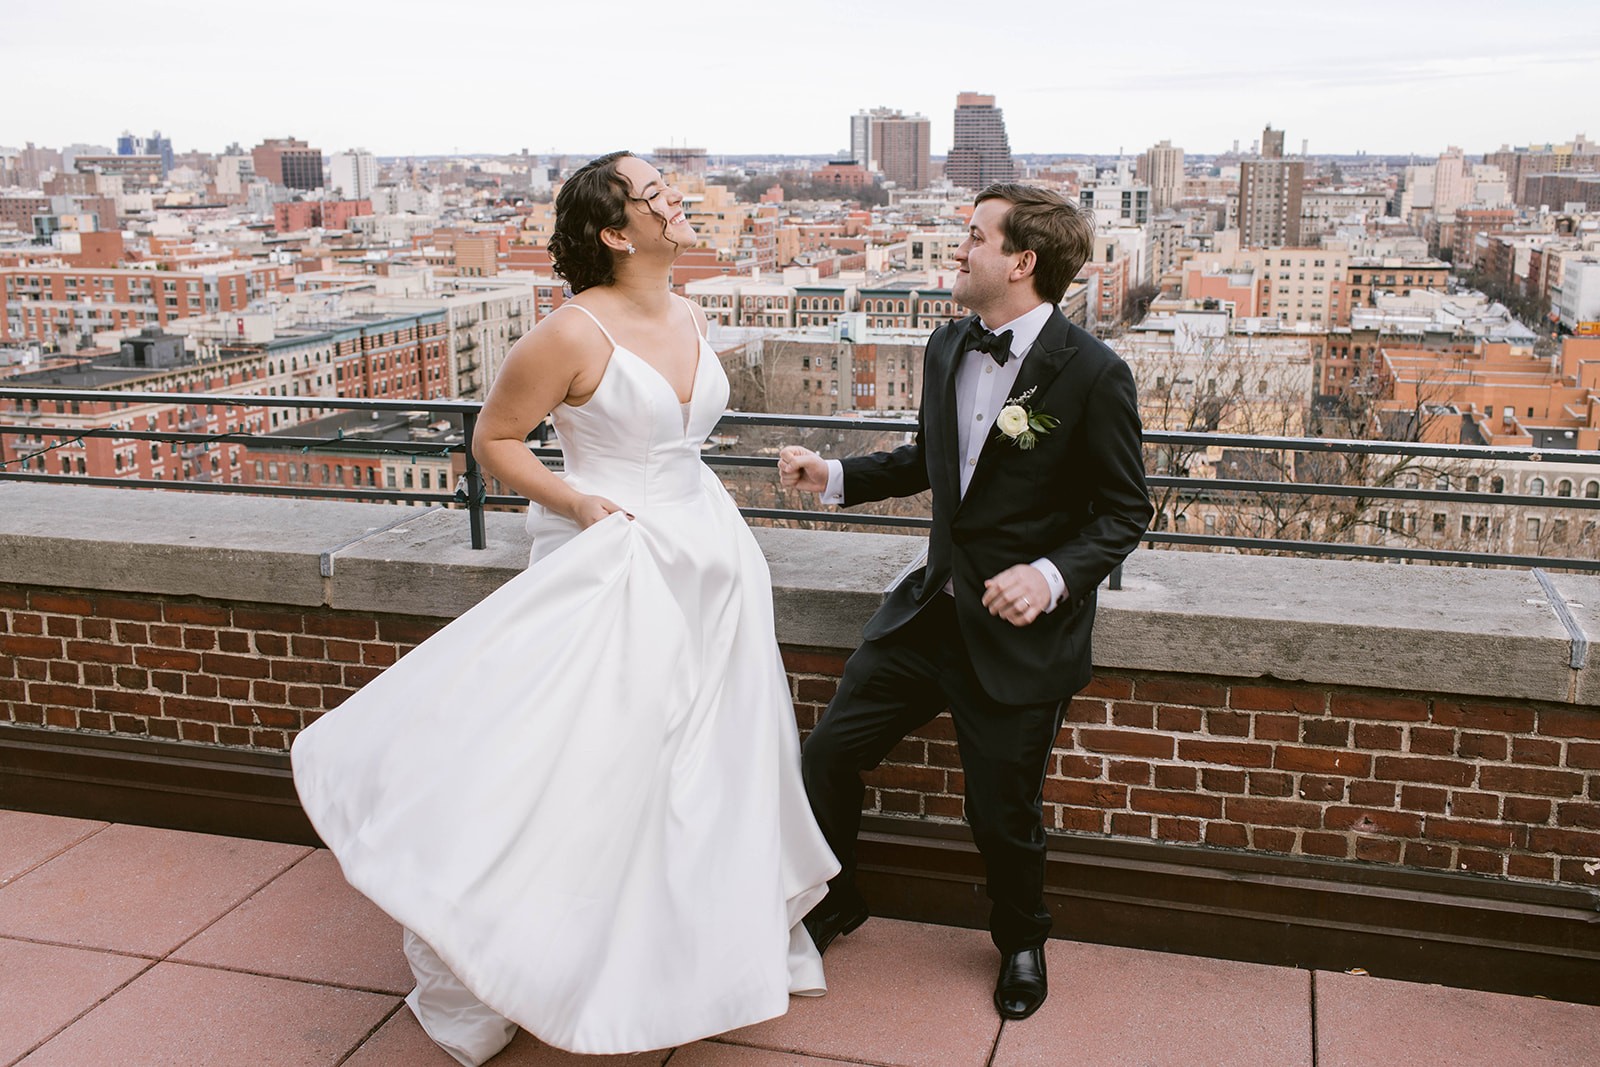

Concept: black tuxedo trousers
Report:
left=802, top=594, right=1065, bottom=952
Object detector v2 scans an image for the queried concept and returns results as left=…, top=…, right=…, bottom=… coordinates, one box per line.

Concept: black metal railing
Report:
left=3, top=387, right=1598, bottom=572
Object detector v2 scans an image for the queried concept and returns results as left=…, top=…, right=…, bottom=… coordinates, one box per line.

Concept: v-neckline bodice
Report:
left=563, top=300, right=705, bottom=408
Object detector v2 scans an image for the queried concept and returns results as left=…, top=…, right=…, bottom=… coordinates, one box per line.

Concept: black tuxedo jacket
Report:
left=841, top=308, right=1153, bottom=704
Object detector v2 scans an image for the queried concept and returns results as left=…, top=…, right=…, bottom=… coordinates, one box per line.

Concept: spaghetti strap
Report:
left=559, top=303, right=618, bottom=348
left=676, top=294, right=707, bottom=338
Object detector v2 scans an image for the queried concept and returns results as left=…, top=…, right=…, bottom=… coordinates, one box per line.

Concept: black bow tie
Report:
left=963, top=321, right=1014, bottom=366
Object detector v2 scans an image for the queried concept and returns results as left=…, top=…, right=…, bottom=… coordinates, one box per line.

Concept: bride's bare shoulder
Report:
left=504, top=304, right=609, bottom=372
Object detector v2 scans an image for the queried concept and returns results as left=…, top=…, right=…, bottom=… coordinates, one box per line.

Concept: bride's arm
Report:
left=472, top=312, right=622, bottom=528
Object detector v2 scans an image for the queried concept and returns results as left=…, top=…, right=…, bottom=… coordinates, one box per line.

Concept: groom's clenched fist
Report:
left=778, top=445, right=829, bottom=494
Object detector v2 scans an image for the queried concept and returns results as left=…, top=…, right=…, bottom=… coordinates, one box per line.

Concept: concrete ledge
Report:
left=2, top=482, right=1593, bottom=704
left=325, top=507, right=535, bottom=619
left=0, top=482, right=435, bottom=608
left=1103, top=552, right=1589, bottom=706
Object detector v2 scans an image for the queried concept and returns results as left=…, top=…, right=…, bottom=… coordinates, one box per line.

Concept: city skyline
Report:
left=5, top=0, right=1598, bottom=160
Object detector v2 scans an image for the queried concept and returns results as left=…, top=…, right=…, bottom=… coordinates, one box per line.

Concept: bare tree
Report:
left=1123, top=325, right=1480, bottom=561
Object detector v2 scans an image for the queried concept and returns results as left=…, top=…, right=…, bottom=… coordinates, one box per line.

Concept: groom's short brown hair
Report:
left=974, top=183, right=1095, bottom=305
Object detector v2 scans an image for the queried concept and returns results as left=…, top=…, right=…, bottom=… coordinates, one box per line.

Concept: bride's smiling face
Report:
left=613, top=156, right=695, bottom=252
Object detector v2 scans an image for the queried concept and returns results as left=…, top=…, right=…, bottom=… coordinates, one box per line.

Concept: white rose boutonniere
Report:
left=993, top=386, right=1058, bottom=450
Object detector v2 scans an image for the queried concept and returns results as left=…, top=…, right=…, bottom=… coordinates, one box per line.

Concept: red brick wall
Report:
left=4, top=583, right=1597, bottom=889
left=783, top=651, right=1600, bottom=889
left=0, top=586, right=436, bottom=751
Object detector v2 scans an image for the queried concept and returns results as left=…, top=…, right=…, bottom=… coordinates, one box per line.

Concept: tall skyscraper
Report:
left=945, top=92, right=1015, bottom=192
left=1137, top=139, right=1184, bottom=212
left=848, top=108, right=930, bottom=189
left=1238, top=124, right=1304, bottom=248
left=849, top=110, right=878, bottom=169
left=329, top=149, right=377, bottom=199
left=1432, top=146, right=1472, bottom=216
left=1261, top=124, right=1285, bottom=160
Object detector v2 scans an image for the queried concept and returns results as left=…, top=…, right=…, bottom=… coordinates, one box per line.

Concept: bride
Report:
left=291, top=151, right=838, bottom=1063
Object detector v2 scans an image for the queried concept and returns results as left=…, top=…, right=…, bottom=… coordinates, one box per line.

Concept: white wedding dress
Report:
left=291, top=298, right=838, bottom=1061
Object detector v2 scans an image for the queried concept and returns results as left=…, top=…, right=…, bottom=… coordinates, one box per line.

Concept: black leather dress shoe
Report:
left=994, top=946, right=1048, bottom=1020
left=801, top=896, right=868, bottom=956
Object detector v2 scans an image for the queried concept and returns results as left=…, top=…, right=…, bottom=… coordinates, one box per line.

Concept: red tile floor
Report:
left=3, top=810, right=1596, bottom=1066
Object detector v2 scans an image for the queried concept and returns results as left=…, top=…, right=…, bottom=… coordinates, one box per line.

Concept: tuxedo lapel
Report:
left=958, top=309, right=1079, bottom=511
left=935, top=316, right=975, bottom=507
left=1006, top=308, right=1078, bottom=407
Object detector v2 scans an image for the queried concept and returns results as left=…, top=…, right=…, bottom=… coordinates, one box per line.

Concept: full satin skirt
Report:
left=291, top=474, right=837, bottom=1057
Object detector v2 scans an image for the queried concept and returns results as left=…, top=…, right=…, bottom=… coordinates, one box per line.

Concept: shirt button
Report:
left=976, top=413, right=984, bottom=421
left=968, top=458, right=977, bottom=466
left=985, top=365, right=993, bottom=374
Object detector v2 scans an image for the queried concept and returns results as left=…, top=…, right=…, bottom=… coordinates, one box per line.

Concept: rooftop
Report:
left=5, top=811, right=1595, bottom=1067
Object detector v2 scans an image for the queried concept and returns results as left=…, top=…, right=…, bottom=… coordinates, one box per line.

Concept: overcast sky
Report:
left=6, top=0, right=1597, bottom=160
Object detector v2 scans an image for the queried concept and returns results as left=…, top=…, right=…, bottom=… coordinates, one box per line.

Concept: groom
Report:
left=778, top=183, right=1152, bottom=1020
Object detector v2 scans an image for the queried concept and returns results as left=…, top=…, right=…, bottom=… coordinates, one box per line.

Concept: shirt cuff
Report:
left=1030, top=558, right=1067, bottom=612
left=821, top=459, right=845, bottom=505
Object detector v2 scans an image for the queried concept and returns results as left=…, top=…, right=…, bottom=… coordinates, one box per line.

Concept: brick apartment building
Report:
left=1, top=312, right=450, bottom=490
left=273, top=200, right=373, bottom=233
left=240, top=409, right=463, bottom=502
left=1346, top=258, right=1451, bottom=319
left=1, top=263, right=284, bottom=349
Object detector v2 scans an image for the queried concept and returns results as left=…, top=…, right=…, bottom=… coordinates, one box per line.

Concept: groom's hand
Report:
left=778, top=445, right=829, bottom=494
left=983, top=565, right=1050, bottom=627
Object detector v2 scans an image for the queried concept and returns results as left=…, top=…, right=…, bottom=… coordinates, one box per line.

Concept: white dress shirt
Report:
left=821, top=302, right=1068, bottom=610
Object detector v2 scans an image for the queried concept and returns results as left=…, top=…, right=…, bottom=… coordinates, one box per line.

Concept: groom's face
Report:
left=953, top=199, right=1022, bottom=318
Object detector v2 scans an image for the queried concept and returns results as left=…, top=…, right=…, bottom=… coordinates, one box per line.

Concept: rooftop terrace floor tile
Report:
left=992, top=940, right=1313, bottom=1067
left=18, top=961, right=398, bottom=1067
left=0, top=937, right=150, bottom=1066
left=718, top=917, right=1002, bottom=1067
left=1315, top=969, right=1600, bottom=1067
left=679, top=1044, right=874, bottom=1065
left=171, top=849, right=413, bottom=994
left=0, top=823, right=310, bottom=956
left=0, top=810, right=106, bottom=888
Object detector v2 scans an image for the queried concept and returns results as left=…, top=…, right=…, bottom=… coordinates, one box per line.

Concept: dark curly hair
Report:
left=548, top=150, right=678, bottom=294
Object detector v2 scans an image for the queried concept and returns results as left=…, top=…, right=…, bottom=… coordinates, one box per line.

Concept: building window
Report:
left=1527, top=517, right=1542, bottom=541
left=1528, top=478, right=1545, bottom=497
left=1558, top=479, right=1573, bottom=497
